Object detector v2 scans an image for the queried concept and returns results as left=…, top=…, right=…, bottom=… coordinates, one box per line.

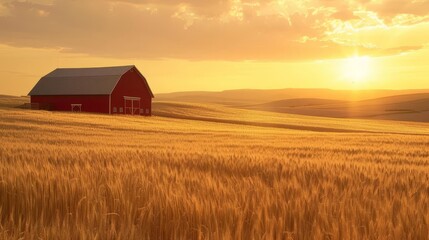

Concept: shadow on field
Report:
left=154, top=112, right=374, bottom=134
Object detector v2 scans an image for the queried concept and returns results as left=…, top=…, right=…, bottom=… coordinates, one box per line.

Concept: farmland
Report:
left=1, top=96, right=429, bottom=239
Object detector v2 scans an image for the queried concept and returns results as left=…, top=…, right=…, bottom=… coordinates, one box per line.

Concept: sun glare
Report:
left=342, top=56, right=371, bottom=84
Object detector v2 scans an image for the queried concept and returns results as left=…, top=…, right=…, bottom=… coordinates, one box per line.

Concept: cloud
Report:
left=369, top=0, right=429, bottom=19
left=0, top=0, right=427, bottom=61
left=326, top=15, right=429, bottom=49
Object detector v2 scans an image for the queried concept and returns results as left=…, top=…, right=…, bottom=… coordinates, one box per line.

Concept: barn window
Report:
left=146, top=109, right=150, bottom=114
left=119, top=107, right=123, bottom=113
left=140, top=109, right=144, bottom=114
left=113, top=107, right=117, bottom=113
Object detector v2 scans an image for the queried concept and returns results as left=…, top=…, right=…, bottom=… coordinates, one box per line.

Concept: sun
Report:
left=342, top=56, right=371, bottom=83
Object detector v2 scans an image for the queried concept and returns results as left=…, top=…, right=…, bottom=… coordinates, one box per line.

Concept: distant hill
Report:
left=248, top=98, right=346, bottom=108
left=156, top=88, right=429, bottom=105
left=156, top=89, right=429, bottom=122
left=0, top=95, right=30, bottom=108
left=240, top=93, right=429, bottom=122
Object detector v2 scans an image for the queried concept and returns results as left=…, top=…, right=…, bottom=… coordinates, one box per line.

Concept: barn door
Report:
left=123, top=96, right=141, bottom=115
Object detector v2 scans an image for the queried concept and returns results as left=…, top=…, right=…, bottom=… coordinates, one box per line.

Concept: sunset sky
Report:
left=1, top=0, right=429, bottom=96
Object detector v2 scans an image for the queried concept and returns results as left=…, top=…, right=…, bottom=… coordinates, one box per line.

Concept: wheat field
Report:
left=1, top=98, right=429, bottom=239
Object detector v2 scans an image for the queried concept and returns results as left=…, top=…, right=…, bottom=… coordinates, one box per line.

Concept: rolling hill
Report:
left=240, top=93, right=429, bottom=122
left=156, top=88, right=429, bottom=104
left=157, top=89, right=429, bottom=122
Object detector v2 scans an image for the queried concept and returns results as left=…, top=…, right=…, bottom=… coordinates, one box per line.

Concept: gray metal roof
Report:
left=28, top=65, right=154, bottom=97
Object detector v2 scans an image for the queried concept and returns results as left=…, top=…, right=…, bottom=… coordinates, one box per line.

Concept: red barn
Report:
left=28, top=65, right=154, bottom=116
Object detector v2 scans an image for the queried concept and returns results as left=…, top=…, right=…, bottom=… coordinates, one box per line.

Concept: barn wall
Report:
left=111, top=68, right=152, bottom=116
left=31, top=95, right=109, bottom=113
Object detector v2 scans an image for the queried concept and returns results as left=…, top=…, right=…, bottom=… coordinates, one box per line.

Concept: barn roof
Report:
left=28, top=65, right=154, bottom=97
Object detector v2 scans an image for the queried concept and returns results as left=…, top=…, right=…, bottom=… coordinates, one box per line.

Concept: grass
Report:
left=0, top=98, right=429, bottom=239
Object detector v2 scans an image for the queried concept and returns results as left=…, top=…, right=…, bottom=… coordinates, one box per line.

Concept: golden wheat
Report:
left=0, top=102, right=428, bottom=239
